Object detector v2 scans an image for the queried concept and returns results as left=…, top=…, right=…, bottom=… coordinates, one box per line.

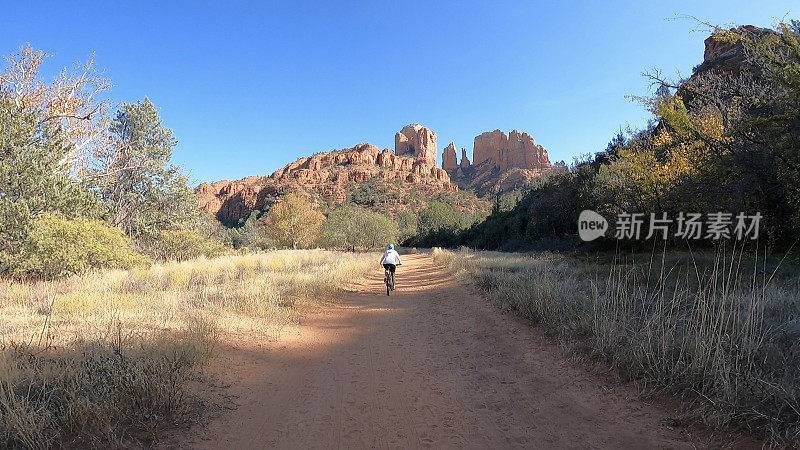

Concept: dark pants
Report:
left=383, top=263, right=396, bottom=273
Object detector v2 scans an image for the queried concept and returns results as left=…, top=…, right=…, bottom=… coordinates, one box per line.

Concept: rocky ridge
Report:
left=196, top=124, right=552, bottom=225
left=196, top=125, right=455, bottom=224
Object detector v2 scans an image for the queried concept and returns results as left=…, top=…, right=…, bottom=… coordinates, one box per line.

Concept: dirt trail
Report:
left=184, top=254, right=747, bottom=449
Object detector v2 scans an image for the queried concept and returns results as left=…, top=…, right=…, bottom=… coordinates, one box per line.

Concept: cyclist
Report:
left=380, top=244, right=402, bottom=288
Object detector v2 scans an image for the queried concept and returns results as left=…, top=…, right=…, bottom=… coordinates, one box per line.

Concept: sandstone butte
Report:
left=196, top=124, right=453, bottom=224
left=443, top=129, right=553, bottom=196
left=395, top=123, right=438, bottom=167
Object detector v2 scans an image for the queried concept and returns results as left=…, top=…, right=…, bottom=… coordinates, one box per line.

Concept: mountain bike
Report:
left=384, top=263, right=400, bottom=296
left=385, top=269, right=394, bottom=296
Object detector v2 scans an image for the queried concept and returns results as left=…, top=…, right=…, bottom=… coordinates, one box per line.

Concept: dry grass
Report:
left=432, top=246, right=800, bottom=445
left=0, top=250, right=374, bottom=448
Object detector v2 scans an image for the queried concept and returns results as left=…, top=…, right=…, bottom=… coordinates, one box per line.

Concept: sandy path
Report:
left=183, top=254, right=748, bottom=449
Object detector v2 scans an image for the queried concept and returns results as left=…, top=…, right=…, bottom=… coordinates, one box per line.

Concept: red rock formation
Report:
left=460, top=148, right=470, bottom=168
left=472, top=129, right=551, bottom=172
left=445, top=129, right=552, bottom=196
left=395, top=124, right=437, bottom=166
left=698, top=25, right=771, bottom=75
left=195, top=176, right=274, bottom=225
left=196, top=137, right=454, bottom=224
left=472, top=130, right=502, bottom=166
left=442, top=142, right=457, bottom=170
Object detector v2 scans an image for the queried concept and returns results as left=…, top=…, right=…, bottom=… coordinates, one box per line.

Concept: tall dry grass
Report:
left=432, top=246, right=800, bottom=444
left=0, top=250, right=374, bottom=448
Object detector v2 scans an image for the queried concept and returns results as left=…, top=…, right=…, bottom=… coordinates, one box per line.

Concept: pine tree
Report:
left=92, top=98, right=196, bottom=238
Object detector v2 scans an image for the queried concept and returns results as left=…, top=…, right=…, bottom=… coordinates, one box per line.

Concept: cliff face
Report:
left=196, top=176, right=275, bottom=226
left=472, top=129, right=551, bottom=172
left=197, top=125, right=454, bottom=224
left=695, top=25, right=772, bottom=75
left=395, top=123, right=438, bottom=166
left=443, top=129, right=552, bottom=196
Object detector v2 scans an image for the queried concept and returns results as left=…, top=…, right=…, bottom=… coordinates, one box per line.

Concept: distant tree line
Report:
left=243, top=194, right=478, bottom=251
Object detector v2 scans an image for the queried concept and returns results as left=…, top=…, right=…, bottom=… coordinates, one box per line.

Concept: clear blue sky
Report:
left=1, top=1, right=796, bottom=185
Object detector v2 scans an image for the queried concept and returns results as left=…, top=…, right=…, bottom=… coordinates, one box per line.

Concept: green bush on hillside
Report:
left=396, top=210, right=419, bottom=245
left=220, top=210, right=272, bottom=250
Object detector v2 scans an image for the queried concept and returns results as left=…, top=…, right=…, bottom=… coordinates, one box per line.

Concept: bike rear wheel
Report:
left=386, top=272, right=393, bottom=296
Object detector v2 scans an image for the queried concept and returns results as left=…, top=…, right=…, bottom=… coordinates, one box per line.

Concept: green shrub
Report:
left=147, top=230, right=231, bottom=261
left=318, top=204, right=399, bottom=250
left=396, top=210, right=419, bottom=245
left=418, top=201, right=466, bottom=234
left=221, top=211, right=272, bottom=250
left=412, top=201, right=468, bottom=247
left=10, top=214, right=149, bottom=279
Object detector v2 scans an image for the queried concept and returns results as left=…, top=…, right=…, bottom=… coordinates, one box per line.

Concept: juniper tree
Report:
left=0, top=97, right=97, bottom=258
left=0, top=46, right=107, bottom=259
